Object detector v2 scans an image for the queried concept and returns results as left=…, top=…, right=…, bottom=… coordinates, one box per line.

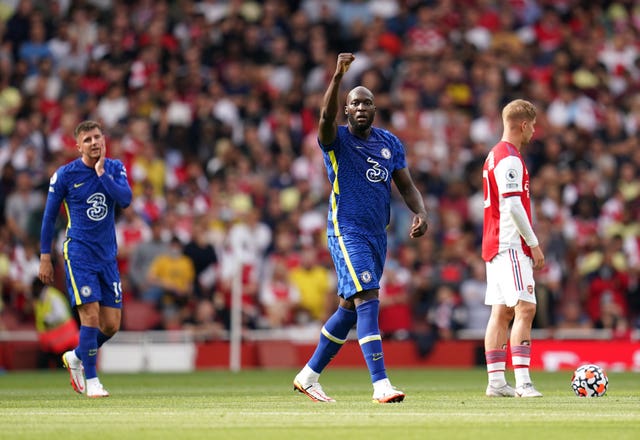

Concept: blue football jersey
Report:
left=40, top=158, right=131, bottom=262
left=320, top=125, right=407, bottom=237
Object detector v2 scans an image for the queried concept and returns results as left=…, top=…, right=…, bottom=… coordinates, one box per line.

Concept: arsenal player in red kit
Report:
left=481, top=99, right=545, bottom=398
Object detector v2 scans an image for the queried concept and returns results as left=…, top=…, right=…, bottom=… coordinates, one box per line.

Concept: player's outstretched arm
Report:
left=318, top=53, right=354, bottom=146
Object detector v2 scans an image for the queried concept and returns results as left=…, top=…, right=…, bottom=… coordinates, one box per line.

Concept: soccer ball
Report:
left=571, top=364, right=608, bottom=397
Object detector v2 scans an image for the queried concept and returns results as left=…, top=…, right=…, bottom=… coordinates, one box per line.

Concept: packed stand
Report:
left=1, top=0, right=639, bottom=349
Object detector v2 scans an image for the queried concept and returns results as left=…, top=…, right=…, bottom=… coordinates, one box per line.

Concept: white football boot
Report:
left=486, top=383, right=516, bottom=397
left=62, top=351, right=86, bottom=394
left=293, top=374, right=336, bottom=402
left=515, top=383, right=543, bottom=398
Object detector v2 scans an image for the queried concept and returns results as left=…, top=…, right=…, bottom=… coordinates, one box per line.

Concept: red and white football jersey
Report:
left=482, top=141, right=533, bottom=261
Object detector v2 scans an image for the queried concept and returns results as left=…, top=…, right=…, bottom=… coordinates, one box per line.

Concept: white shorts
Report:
left=485, top=248, right=536, bottom=307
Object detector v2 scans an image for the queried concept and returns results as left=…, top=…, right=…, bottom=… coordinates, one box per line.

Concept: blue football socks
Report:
left=307, top=306, right=357, bottom=374
left=356, top=299, right=387, bottom=383
left=96, top=331, right=111, bottom=348
left=77, top=325, right=99, bottom=379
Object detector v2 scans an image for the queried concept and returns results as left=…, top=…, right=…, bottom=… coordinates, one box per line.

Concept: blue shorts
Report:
left=327, top=234, right=386, bottom=299
left=63, top=258, right=123, bottom=308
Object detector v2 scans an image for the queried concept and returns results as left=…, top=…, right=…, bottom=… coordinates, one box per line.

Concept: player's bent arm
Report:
left=392, top=168, right=428, bottom=236
left=100, top=171, right=132, bottom=208
left=504, top=195, right=538, bottom=247
left=393, top=168, right=427, bottom=215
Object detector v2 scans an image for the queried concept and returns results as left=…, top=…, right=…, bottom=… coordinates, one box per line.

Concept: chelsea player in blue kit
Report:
left=39, top=120, right=132, bottom=398
left=293, top=53, right=429, bottom=403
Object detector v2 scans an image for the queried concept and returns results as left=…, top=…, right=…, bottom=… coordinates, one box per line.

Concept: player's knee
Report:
left=515, top=301, right=536, bottom=321
left=101, top=323, right=120, bottom=336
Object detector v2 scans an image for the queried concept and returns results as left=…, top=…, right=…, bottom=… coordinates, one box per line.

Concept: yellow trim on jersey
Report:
left=338, top=236, right=363, bottom=291
left=321, top=326, right=347, bottom=344
left=63, top=239, right=82, bottom=305
left=63, top=200, right=71, bottom=229
left=328, top=151, right=341, bottom=235
left=328, top=151, right=339, bottom=195
left=330, top=192, right=340, bottom=235
left=358, top=334, right=382, bottom=345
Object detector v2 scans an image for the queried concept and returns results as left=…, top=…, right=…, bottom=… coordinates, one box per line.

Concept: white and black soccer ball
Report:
left=571, top=364, right=608, bottom=397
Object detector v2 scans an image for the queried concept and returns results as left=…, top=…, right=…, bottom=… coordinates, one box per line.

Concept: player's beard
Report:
left=348, top=113, right=374, bottom=132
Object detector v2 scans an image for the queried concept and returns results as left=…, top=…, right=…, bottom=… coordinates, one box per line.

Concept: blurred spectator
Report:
left=555, top=300, right=593, bottom=331
left=0, top=229, right=10, bottom=314
left=32, top=277, right=79, bottom=369
left=96, top=82, right=129, bottom=129
left=4, top=170, right=44, bottom=244
left=115, top=206, right=151, bottom=286
left=458, top=257, right=490, bottom=332
left=3, top=0, right=35, bottom=60
left=18, top=16, right=51, bottom=76
left=259, top=258, right=300, bottom=328
left=182, top=298, right=226, bottom=341
left=7, top=239, right=40, bottom=314
left=379, top=259, right=413, bottom=340
left=141, top=236, right=195, bottom=329
left=128, top=219, right=170, bottom=297
left=183, top=215, right=219, bottom=300
left=584, top=252, right=630, bottom=328
left=426, top=284, right=466, bottom=340
left=0, top=72, right=22, bottom=137
left=289, top=245, right=335, bottom=324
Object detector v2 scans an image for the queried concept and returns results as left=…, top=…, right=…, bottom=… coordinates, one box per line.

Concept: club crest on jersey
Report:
left=360, top=271, right=372, bottom=283
left=80, top=286, right=92, bottom=297
left=381, top=148, right=391, bottom=159
left=527, top=285, right=534, bottom=294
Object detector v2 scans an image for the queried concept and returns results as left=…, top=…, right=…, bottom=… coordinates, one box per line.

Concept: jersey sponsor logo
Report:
left=86, top=193, right=108, bottom=221
left=365, top=157, right=389, bottom=183
left=74, top=182, right=85, bottom=188
left=81, top=285, right=92, bottom=297
left=360, top=270, right=372, bottom=283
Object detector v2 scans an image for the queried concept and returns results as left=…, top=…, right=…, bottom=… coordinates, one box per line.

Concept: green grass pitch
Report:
left=1, top=368, right=638, bottom=440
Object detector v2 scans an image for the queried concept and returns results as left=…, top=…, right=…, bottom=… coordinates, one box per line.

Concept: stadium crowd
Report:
left=1, top=0, right=639, bottom=350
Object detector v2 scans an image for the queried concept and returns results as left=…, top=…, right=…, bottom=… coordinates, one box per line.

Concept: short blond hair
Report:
left=502, top=99, right=536, bottom=123
left=74, top=120, right=103, bottom=138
